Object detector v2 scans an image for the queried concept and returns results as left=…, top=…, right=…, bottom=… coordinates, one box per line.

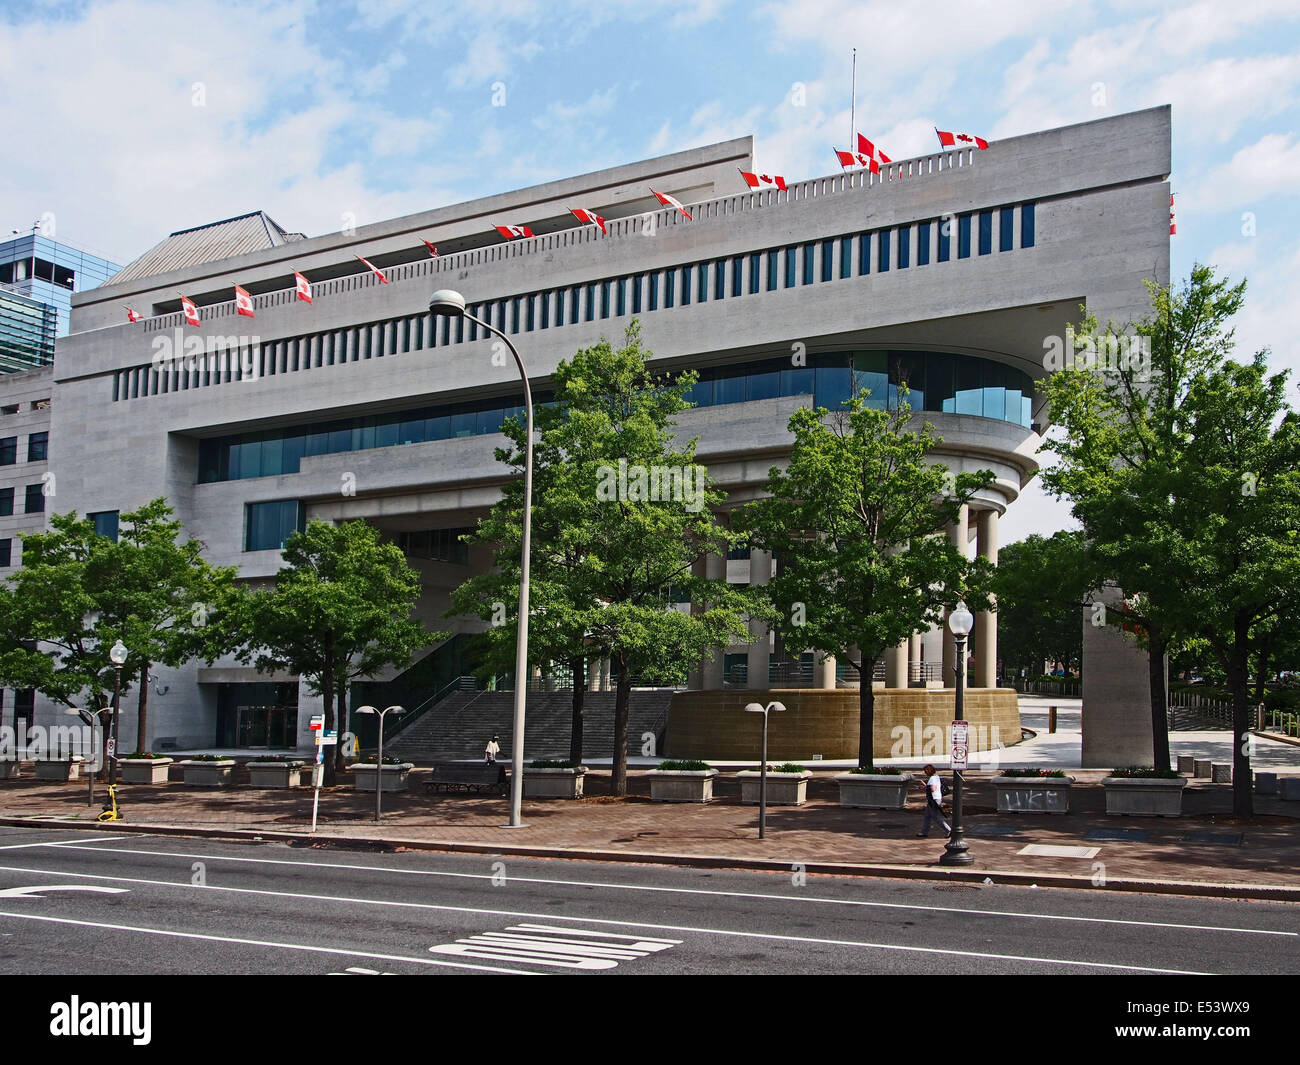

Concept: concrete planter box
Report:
left=1101, top=776, right=1187, bottom=817
left=34, top=758, right=82, bottom=782
left=1279, top=777, right=1300, bottom=802
left=738, top=770, right=813, bottom=806
left=523, top=767, right=587, bottom=799
left=247, top=762, right=304, bottom=789
left=835, top=772, right=914, bottom=809
left=0, top=761, right=19, bottom=780
left=992, top=775, right=1075, bottom=814
left=351, top=763, right=414, bottom=792
left=119, top=758, right=172, bottom=785
left=648, top=769, right=718, bottom=803
left=178, top=759, right=236, bottom=787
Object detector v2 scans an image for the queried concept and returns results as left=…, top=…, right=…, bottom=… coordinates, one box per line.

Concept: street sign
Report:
left=309, top=714, right=324, bottom=731
left=105, top=737, right=116, bottom=760
left=950, top=720, right=969, bottom=770
left=316, top=729, right=338, bottom=747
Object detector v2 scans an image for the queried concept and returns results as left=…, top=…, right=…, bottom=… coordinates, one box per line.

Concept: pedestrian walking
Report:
left=484, top=734, right=501, bottom=765
left=916, top=763, right=952, bottom=837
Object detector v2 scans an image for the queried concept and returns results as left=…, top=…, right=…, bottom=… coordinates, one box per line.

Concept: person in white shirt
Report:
left=484, top=735, right=501, bottom=765
left=917, top=763, right=952, bottom=837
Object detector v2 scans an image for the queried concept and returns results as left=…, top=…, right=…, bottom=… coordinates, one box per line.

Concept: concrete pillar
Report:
left=599, top=658, right=611, bottom=692
left=699, top=521, right=728, bottom=691
left=885, top=640, right=909, bottom=688
left=974, top=509, right=999, bottom=688
left=943, top=504, right=969, bottom=688
left=746, top=547, right=772, bottom=690
left=908, top=633, right=923, bottom=685
left=815, top=651, right=837, bottom=689
left=587, top=657, right=600, bottom=692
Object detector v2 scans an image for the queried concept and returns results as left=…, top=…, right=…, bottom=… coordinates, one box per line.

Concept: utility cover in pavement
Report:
left=965, top=825, right=1022, bottom=836
left=430, top=924, right=679, bottom=970
left=1181, top=831, right=1244, bottom=846
left=1017, top=844, right=1100, bottom=858
left=1084, top=828, right=1151, bottom=842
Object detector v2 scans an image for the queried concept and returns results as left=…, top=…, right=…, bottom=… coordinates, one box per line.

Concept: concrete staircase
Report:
left=386, top=689, right=675, bottom=763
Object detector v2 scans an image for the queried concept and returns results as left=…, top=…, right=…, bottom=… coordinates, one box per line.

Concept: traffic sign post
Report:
left=950, top=720, right=968, bottom=771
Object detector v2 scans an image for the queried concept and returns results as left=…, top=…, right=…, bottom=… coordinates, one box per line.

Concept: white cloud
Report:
left=1182, top=133, right=1300, bottom=211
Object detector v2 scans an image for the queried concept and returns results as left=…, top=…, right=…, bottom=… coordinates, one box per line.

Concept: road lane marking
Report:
left=0, top=837, right=130, bottom=850
left=0, top=862, right=1210, bottom=973
left=430, top=925, right=679, bottom=970
left=36, top=845, right=1298, bottom=939
left=0, top=885, right=129, bottom=898
left=0, top=910, right=537, bottom=975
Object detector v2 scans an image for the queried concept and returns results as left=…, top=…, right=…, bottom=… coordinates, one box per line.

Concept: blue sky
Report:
left=2, top=0, right=1298, bottom=540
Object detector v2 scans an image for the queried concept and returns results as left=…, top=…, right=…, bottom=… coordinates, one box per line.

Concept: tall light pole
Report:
left=429, top=289, right=533, bottom=829
left=106, top=639, right=128, bottom=791
left=744, top=701, right=786, bottom=839
left=355, top=705, right=403, bottom=823
left=941, top=601, right=974, bottom=866
left=66, top=704, right=111, bottom=807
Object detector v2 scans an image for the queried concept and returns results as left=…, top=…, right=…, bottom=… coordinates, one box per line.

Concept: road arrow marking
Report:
left=0, top=885, right=130, bottom=899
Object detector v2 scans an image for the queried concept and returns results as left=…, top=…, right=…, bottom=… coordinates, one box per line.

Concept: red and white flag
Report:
left=423, top=239, right=438, bottom=256
left=649, top=188, right=692, bottom=220
left=356, top=255, right=389, bottom=284
left=126, top=307, right=143, bottom=323
left=739, top=169, right=788, bottom=192
left=857, top=133, right=891, bottom=166
left=834, top=148, right=858, bottom=169
left=495, top=224, right=534, bottom=239
left=293, top=270, right=313, bottom=304
left=570, top=207, right=607, bottom=233
left=856, top=153, right=880, bottom=174
left=1169, top=193, right=1176, bottom=236
left=180, top=295, right=201, bottom=328
left=936, top=128, right=989, bottom=150
left=234, top=284, right=255, bottom=318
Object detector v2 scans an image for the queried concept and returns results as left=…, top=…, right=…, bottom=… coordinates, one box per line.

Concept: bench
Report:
left=425, top=762, right=508, bottom=795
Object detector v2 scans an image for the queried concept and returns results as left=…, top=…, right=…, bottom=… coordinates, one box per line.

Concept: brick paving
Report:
left=2, top=767, right=1297, bottom=891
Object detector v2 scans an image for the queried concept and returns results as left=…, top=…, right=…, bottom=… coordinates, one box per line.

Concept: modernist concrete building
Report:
left=30, top=106, right=1170, bottom=758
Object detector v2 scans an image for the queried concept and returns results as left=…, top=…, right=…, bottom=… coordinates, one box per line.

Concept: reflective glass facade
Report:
left=0, top=234, right=121, bottom=340
left=199, top=350, right=1034, bottom=484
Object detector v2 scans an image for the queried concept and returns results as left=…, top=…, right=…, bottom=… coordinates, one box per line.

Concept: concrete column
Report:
left=599, top=658, right=611, bottom=692
left=815, top=651, right=837, bottom=689
left=885, top=640, right=909, bottom=688
left=746, top=547, right=772, bottom=690
left=699, top=518, right=728, bottom=691
left=943, top=503, right=969, bottom=688
left=909, top=633, right=922, bottom=685
left=587, top=657, right=600, bottom=692
left=974, top=509, right=999, bottom=688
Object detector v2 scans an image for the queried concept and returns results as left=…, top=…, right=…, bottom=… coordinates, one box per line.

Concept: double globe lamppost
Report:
left=429, top=290, right=533, bottom=829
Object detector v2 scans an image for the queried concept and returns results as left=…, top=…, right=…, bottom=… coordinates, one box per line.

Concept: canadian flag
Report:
left=180, top=295, right=201, bottom=327
left=495, top=224, right=534, bottom=239
left=649, top=188, right=692, bottom=220
left=234, top=284, right=255, bottom=318
left=126, top=307, right=143, bottom=323
left=739, top=169, right=788, bottom=192
left=293, top=270, right=313, bottom=304
left=936, top=128, right=989, bottom=150
left=857, top=134, right=891, bottom=166
left=570, top=207, right=607, bottom=234
left=356, top=255, right=389, bottom=284
left=1169, top=193, right=1176, bottom=236
left=423, top=240, right=438, bottom=256
left=834, top=148, right=858, bottom=169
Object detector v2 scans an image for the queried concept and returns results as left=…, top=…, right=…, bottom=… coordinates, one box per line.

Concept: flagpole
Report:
left=850, top=48, right=856, bottom=148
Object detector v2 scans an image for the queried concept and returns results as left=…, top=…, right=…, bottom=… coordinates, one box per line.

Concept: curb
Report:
left=3, top=815, right=1298, bottom=903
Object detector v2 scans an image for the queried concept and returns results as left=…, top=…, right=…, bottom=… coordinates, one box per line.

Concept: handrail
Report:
left=386, top=675, right=480, bottom=739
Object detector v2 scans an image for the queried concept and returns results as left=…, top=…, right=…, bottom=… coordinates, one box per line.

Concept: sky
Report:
left=2, top=0, right=1298, bottom=544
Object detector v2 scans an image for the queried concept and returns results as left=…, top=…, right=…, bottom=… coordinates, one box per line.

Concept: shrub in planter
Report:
left=835, top=765, right=914, bottom=809
left=247, top=757, right=305, bottom=789
left=992, top=767, right=1075, bottom=814
left=523, top=759, right=588, bottom=799
left=119, top=754, right=173, bottom=785
left=178, top=756, right=236, bottom=787
left=648, top=760, right=718, bottom=803
left=351, top=757, right=414, bottom=792
left=738, top=764, right=813, bottom=806
left=1101, top=766, right=1186, bottom=817
left=34, top=757, right=83, bottom=782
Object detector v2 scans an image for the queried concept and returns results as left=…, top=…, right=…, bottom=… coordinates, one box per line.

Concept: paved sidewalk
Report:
left=2, top=763, right=1297, bottom=900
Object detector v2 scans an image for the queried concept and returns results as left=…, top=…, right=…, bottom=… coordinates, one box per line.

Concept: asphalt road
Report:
left=0, top=826, right=1295, bottom=976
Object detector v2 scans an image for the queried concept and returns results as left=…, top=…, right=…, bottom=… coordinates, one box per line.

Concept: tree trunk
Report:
left=1227, top=631, right=1253, bottom=816
left=610, top=660, right=631, bottom=796
left=1253, top=635, right=1271, bottom=705
left=321, top=644, right=336, bottom=787
left=569, top=656, right=585, bottom=765
left=335, top=675, right=348, bottom=780
left=135, top=661, right=151, bottom=756
left=1146, top=629, right=1170, bottom=771
left=857, top=659, right=875, bottom=768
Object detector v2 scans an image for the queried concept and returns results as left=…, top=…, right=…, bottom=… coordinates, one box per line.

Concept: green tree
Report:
left=993, top=531, right=1090, bottom=677
left=739, top=393, right=994, bottom=768
left=235, top=519, right=435, bottom=783
left=451, top=323, right=752, bottom=793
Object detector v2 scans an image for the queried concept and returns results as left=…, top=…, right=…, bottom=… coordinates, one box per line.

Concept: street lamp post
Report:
left=941, top=601, right=974, bottom=866
left=743, top=701, right=786, bottom=839
left=430, top=289, right=533, bottom=829
left=106, top=640, right=128, bottom=791
left=65, top=704, right=111, bottom=807
left=355, top=705, right=403, bottom=823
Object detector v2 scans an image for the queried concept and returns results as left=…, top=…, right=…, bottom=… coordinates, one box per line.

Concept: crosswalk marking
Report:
left=430, top=923, right=680, bottom=971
